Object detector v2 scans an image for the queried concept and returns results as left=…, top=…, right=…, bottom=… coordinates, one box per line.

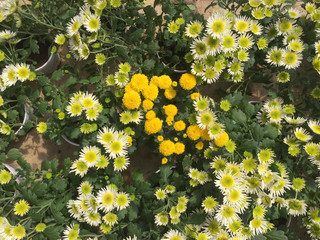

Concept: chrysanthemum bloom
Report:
left=163, top=104, right=178, bottom=116
left=142, top=99, right=154, bottom=110
left=185, top=20, right=203, bottom=38
left=179, top=73, right=196, bottom=90
left=63, top=224, right=80, bottom=240
left=155, top=212, right=169, bottom=226
left=164, top=87, right=177, bottom=100
left=115, top=192, right=130, bottom=210
left=146, top=110, right=156, bottom=120
left=122, top=91, right=141, bottom=110
left=155, top=189, right=166, bottom=200
left=14, top=200, right=30, bottom=216
left=144, top=117, right=162, bottom=135
left=174, top=142, right=185, bottom=154
left=0, top=169, right=11, bottom=184
left=158, top=75, right=172, bottom=89
left=103, top=213, right=118, bottom=226
left=161, top=229, right=186, bottom=240
left=142, top=84, right=158, bottom=101
left=214, top=131, right=229, bottom=147
left=202, top=196, right=217, bottom=214
left=130, top=74, right=148, bottom=92
left=12, top=224, right=26, bottom=240
left=174, top=120, right=186, bottom=131
left=186, top=125, right=202, bottom=141
left=35, top=223, right=46, bottom=232
left=159, top=140, right=175, bottom=156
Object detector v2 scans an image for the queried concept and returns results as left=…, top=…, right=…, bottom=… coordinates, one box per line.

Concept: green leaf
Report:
left=33, top=182, right=47, bottom=197
left=244, top=102, right=255, bottom=117
left=64, top=77, right=77, bottom=89
left=117, top=209, right=127, bottom=221
left=52, top=95, right=61, bottom=109
left=144, top=5, right=157, bottom=18
left=160, top=165, right=172, bottom=184
left=128, top=223, right=141, bottom=238
left=231, top=109, right=247, bottom=124
left=182, top=155, right=192, bottom=170
left=70, top=128, right=81, bottom=140
left=184, top=213, right=206, bottom=225
left=143, top=59, right=155, bottom=71
left=7, top=148, right=22, bottom=161
left=252, top=235, right=267, bottom=240
left=265, top=230, right=288, bottom=240
left=133, top=170, right=143, bottom=182
left=29, top=39, right=39, bottom=54
left=128, top=203, right=139, bottom=221
left=41, top=160, right=50, bottom=171
left=51, top=70, right=63, bottom=81
left=252, top=123, right=264, bottom=141
left=147, top=42, right=159, bottom=54
left=50, top=159, right=59, bottom=173
left=7, top=110, right=19, bottom=122
left=264, top=125, right=278, bottom=139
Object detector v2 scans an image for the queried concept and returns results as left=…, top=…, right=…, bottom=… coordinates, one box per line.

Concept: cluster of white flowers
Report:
left=66, top=91, right=102, bottom=121
left=0, top=63, right=31, bottom=92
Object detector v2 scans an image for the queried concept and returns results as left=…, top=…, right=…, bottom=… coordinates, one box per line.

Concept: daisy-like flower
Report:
left=66, top=16, right=82, bottom=36
left=86, top=108, right=98, bottom=121
left=115, top=72, right=129, bottom=87
left=79, top=44, right=90, bottom=60
left=162, top=229, right=186, bottom=240
left=168, top=21, right=179, bottom=34
left=202, top=196, right=218, bottom=214
left=238, top=33, right=254, bottom=50
left=155, top=189, right=166, bottom=200
left=63, top=224, right=80, bottom=240
left=245, top=176, right=261, bottom=194
left=266, top=105, right=283, bottom=123
left=234, top=16, right=250, bottom=33
left=97, top=127, right=117, bottom=146
left=206, top=11, right=231, bottom=38
left=241, top=157, right=257, bottom=174
left=67, top=200, right=82, bottom=220
left=288, top=39, right=304, bottom=52
left=66, top=102, right=83, bottom=117
left=191, top=61, right=205, bottom=75
left=0, top=169, right=11, bottom=184
left=208, top=123, right=225, bottom=140
left=123, top=236, right=137, bottom=240
left=270, top=177, right=291, bottom=197
left=15, top=63, right=30, bottom=82
left=287, top=199, right=307, bottom=216
left=252, top=7, right=265, bottom=20
left=294, top=127, right=312, bottom=142
left=0, top=30, right=16, bottom=41
left=78, top=181, right=92, bottom=195
left=84, top=211, right=101, bottom=226
left=216, top=204, right=240, bottom=226
left=258, top=148, right=274, bottom=164
left=103, top=213, right=118, bottom=226
left=131, top=111, right=143, bottom=124
left=2, top=64, right=17, bottom=87
left=155, top=212, right=169, bottom=226
left=224, top=188, right=249, bottom=210
left=120, top=111, right=132, bottom=125
left=201, top=216, right=220, bottom=235
left=284, top=116, right=306, bottom=125
left=193, top=95, right=210, bottom=112
left=105, top=135, right=129, bottom=159
left=83, top=12, right=100, bottom=32
left=204, top=35, right=221, bottom=55
left=185, top=20, right=203, bottom=38
left=250, top=20, right=263, bottom=35
left=11, top=224, right=26, bottom=240
left=115, top=192, right=130, bottom=210
left=79, top=146, right=101, bottom=167
left=221, top=33, right=238, bottom=53
left=191, top=38, right=208, bottom=60
left=202, top=67, right=219, bottom=84
left=54, top=34, right=66, bottom=45
left=276, top=19, right=295, bottom=35
left=215, top=169, right=240, bottom=193
left=118, top=62, right=131, bottom=74
left=249, top=218, right=268, bottom=235
left=266, top=47, right=284, bottom=66
left=97, top=186, right=117, bottom=213
left=70, top=159, right=89, bottom=177
left=113, top=156, right=130, bottom=171
left=228, top=61, right=243, bottom=75
left=237, top=50, right=249, bottom=62
left=14, top=200, right=30, bottom=216
left=196, top=110, right=217, bottom=129
left=304, top=143, right=320, bottom=157
left=308, top=120, right=320, bottom=134
left=282, top=50, right=302, bottom=69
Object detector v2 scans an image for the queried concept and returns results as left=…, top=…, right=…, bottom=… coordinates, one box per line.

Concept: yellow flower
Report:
left=174, top=142, right=185, bottom=154
left=125, top=83, right=137, bottom=93
left=142, top=84, right=158, bottom=101
left=201, top=128, right=211, bottom=141
left=179, top=73, right=196, bottom=90
left=163, top=104, right=178, bottom=116
left=122, top=91, right=141, bottom=110
left=14, top=200, right=30, bottom=216
left=150, top=76, right=160, bottom=86
left=157, top=135, right=164, bottom=142
left=214, top=131, right=229, bottom=147
left=191, top=92, right=200, bottom=100
left=166, top=116, right=174, bottom=123
left=127, top=136, right=132, bottom=146
left=174, top=120, right=186, bottom=131
left=164, top=87, right=177, bottom=100
left=186, top=125, right=202, bottom=141
left=162, top=157, right=168, bottom=164
left=145, top=117, right=162, bottom=135
left=142, top=99, right=154, bottom=110
left=146, top=110, right=156, bottom=120
left=194, top=141, right=203, bottom=150
left=36, top=122, right=47, bottom=133
left=159, top=140, right=175, bottom=156
left=130, top=74, right=149, bottom=92
left=158, top=75, right=172, bottom=89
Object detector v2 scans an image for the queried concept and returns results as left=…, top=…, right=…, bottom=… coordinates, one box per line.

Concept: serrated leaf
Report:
left=160, top=165, right=172, bottom=184
left=144, top=5, right=157, bottom=17
left=133, top=170, right=143, bottom=182
left=231, top=109, right=247, bottom=124
left=244, top=102, right=255, bottom=117
left=265, top=230, right=288, bottom=240
left=252, top=123, right=264, bottom=141
left=185, top=213, right=206, bottom=225
left=252, top=235, right=267, bottom=240
left=7, top=148, right=22, bottom=160
left=7, top=110, right=19, bottom=122
left=52, top=95, right=61, bottom=109
left=264, top=125, right=278, bottom=139
left=147, top=42, right=159, bottom=54
left=182, top=155, right=192, bottom=170
left=143, top=59, right=155, bottom=71
left=51, top=70, right=63, bottom=81
left=128, top=203, right=138, bottom=221
left=33, top=182, right=47, bottom=197
left=29, top=39, right=39, bottom=54
left=64, top=77, right=77, bottom=89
